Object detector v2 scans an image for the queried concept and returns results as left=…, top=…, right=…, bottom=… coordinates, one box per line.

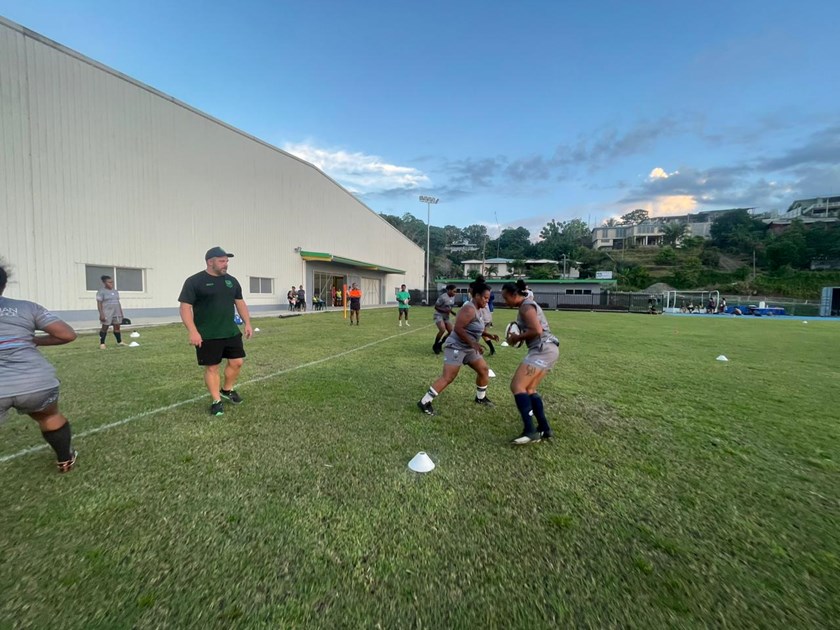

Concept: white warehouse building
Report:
left=0, top=17, right=424, bottom=321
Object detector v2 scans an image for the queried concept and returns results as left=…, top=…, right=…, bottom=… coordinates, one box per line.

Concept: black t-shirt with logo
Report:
left=178, top=271, right=243, bottom=339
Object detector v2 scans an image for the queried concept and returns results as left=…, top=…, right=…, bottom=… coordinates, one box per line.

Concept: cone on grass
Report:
left=130, top=331, right=140, bottom=338
left=129, top=341, right=140, bottom=347
left=408, top=452, right=435, bottom=473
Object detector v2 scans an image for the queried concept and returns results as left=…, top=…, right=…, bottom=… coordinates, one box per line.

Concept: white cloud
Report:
left=648, top=167, right=677, bottom=180
left=283, top=142, right=430, bottom=195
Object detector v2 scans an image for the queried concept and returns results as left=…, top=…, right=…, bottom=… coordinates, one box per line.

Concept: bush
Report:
left=654, top=246, right=677, bottom=265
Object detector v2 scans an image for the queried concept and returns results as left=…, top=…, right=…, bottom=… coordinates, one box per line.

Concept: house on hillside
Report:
left=763, top=196, right=840, bottom=234
left=591, top=208, right=753, bottom=249
left=460, top=258, right=572, bottom=278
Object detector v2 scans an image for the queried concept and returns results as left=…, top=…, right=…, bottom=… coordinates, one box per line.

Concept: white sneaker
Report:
left=406, top=322, right=410, bottom=327
left=512, top=433, right=542, bottom=445
left=99, top=344, right=106, bottom=350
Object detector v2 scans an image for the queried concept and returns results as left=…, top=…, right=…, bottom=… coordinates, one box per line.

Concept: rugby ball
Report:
left=504, top=321, right=524, bottom=347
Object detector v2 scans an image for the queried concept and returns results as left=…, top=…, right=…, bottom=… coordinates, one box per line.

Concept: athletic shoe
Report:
left=474, top=396, right=495, bottom=407
left=56, top=450, right=77, bottom=473
left=99, top=344, right=106, bottom=350
left=417, top=400, right=435, bottom=416
left=511, top=432, right=542, bottom=445
left=432, top=342, right=442, bottom=355
left=405, top=322, right=410, bottom=327
left=540, top=429, right=554, bottom=440
left=210, top=400, right=224, bottom=416
left=117, top=342, right=127, bottom=347
left=221, top=389, right=243, bottom=404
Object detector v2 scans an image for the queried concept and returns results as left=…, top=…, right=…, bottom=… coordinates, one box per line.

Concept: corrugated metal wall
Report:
left=0, top=17, right=424, bottom=314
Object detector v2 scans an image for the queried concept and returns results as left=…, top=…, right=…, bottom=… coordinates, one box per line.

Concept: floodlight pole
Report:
left=419, top=195, right=439, bottom=300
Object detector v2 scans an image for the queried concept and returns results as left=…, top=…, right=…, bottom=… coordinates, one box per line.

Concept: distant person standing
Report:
left=96, top=275, right=126, bottom=349
left=0, top=262, right=79, bottom=473
left=297, top=285, right=306, bottom=312
left=432, top=284, right=458, bottom=354
left=178, top=247, right=252, bottom=417
left=287, top=286, right=297, bottom=311
left=397, top=284, right=411, bottom=327
left=348, top=283, right=362, bottom=324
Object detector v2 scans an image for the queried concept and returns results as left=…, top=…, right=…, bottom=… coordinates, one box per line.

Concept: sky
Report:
left=2, top=0, right=839, bottom=238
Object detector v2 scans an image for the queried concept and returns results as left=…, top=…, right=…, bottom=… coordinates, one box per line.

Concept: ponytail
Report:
left=501, top=278, right=529, bottom=297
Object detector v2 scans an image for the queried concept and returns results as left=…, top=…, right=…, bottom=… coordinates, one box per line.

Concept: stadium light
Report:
left=419, top=195, right=439, bottom=299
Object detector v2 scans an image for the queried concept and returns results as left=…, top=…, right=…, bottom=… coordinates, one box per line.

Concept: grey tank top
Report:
left=444, top=302, right=485, bottom=350
left=516, top=298, right=559, bottom=350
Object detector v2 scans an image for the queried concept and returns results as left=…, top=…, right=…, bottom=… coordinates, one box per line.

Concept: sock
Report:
left=99, top=330, right=107, bottom=344
left=530, top=393, right=551, bottom=432
left=486, top=340, right=495, bottom=355
left=421, top=387, right=438, bottom=405
left=114, top=331, right=122, bottom=343
left=41, top=422, right=73, bottom=461
left=476, top=385, right=488, bottom=400
left=514, top=393, right=536, bottom=434
left=221, top=388, right=231, bottom=395
left=399, top=320, right=403, bottom=326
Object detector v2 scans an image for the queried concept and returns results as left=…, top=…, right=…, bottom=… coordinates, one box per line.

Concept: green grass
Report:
left=1, top=308, right=839, bottom=628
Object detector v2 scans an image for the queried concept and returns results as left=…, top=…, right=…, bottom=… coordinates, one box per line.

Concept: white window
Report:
left=85, top=265, right=144, bottom=291
left=249, top=277, right=274, bottom=294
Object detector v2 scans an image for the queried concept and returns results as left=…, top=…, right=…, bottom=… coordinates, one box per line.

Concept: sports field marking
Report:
left=0, top=325, right=431, bottom=465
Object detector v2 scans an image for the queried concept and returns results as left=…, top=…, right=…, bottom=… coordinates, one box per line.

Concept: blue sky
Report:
left=2, top=0, right=838, bottom=237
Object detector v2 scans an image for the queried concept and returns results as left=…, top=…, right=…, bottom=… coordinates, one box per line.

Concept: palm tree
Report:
left=485, top=265, right=499, bottom=278
left=661, top=221, right=689, bottom=247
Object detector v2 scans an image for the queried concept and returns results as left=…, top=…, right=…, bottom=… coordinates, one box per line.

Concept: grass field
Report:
left=2, top=308, right=838, bottom=628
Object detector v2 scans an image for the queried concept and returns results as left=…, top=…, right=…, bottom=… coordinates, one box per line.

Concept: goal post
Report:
left=663, top=290, right=721, bottom=313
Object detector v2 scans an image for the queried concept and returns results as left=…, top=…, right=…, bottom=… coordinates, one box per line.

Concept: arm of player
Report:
left=35, top=320, right=77, bottom=346
left=179, top=302, right=203, bottom=347
left=234, top=298, right=253, bottom=339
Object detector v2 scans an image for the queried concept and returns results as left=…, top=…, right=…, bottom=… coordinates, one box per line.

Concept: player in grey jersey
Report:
left=96, top=275, right=126, bottom=349
left=501, top=279, right=560, bottom=445
left=417, top=278, right=496, bottom=416
left=0, top=262, right=79, bottom=472
left=432, top=284, right=458, bottom=354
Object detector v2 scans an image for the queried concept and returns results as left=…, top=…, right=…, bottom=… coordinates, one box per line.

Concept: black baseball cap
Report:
left=205, top=246, right=234, bottom=260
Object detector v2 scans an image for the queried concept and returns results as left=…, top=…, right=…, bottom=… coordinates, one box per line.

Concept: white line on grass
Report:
left=0, top=325, right=431, bottom=464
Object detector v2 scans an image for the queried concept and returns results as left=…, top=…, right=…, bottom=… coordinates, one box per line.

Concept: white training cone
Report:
left=129, top=341, right=140, bottom=347
left=408, top=452, right=435, bottom=473
left=254, top=327, right=260, bottom=332
left=803, top=321, right=808, bottom=324
left=716, top=355, right=728, bottom=362
left=488, top=369, right=496, bottom=378
left=500, top=341, right=509, bottom=347
left=130, top=331, right=140, bottom=338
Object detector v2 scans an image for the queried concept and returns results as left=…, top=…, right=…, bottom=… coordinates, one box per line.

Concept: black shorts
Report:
left=196, top=334, right=245, bottom=366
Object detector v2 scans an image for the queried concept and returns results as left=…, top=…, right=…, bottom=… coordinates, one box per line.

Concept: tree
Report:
left=671, top=257, right=703, bottom=288
left=654, top=246, right=678, bottom=265
left=496, top=227, right=532, bottom=259
left=619, top=209, right=649, bottom=225
left=603, top=217, right=619, bottom=227
left=661, top=221, right=689, bottom=247
left=461, top=224, right=489, bottom=251
left=510, top=258, right=526, bottom=277
left=617, top=264, right=651, bottom=290
left=529, top=264, right=559, bottom=279
left=709, top=209, right=766, bottom=254
left=485, top=265, right=499, bottom=278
